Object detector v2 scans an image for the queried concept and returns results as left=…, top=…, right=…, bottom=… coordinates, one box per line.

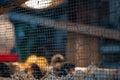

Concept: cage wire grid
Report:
left=0, top=0, right=120, bottom=80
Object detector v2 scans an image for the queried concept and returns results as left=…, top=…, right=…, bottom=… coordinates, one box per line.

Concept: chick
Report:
left=27, top=63, right=45, bottom=79
left=13, top=55, right=38, bottom=71
left=36, top=56, right=49, bottom=74
left=27, top=56, right=49, bottom=79
left=0, top=63, right=13, bottom=77
left=25, top=54, right=38, bottom=66
left=51, top=54, right=75, bottom=77
left=36, top=57, right=48, bottom=68
left=58, top=62, right=75, bottom=77
left=51, top=54, right=65, bottom=66
left=16, top=62, right=28, bottom=71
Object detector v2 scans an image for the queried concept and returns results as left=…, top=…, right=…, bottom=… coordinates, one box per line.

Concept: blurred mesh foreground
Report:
left=0, top=0, right=120, bottom=80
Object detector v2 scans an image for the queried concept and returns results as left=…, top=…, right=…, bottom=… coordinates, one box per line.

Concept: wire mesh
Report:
left=0, top=0, right=120, bottom=80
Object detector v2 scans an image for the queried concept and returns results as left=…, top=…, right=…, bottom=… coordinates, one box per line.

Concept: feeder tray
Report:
left=0, top=53, right=19, bottom=62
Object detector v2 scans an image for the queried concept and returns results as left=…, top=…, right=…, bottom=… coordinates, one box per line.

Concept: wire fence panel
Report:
left=0, top=0, right=120, bottom=80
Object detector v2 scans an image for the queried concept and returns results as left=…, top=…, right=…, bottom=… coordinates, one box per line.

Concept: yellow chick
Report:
left=25, top=55, right=38, bottom=66
left=36, top=57, right=48, bottom=68
left=13, top=55, right=49, bottom=72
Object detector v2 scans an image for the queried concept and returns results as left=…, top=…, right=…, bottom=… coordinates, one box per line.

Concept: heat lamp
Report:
left=21, top=0, right=64, bottom=9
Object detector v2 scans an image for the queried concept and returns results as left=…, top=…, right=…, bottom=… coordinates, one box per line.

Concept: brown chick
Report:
left=51, top=54, right=75, bottom=77
left=51, top=53, right=65, bottom=66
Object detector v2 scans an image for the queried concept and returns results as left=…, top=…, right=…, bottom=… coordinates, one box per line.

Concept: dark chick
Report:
left=57, top=62, right=75, bottom=77
left=29, top=63, right=45, bottom=79
left=0, top=63, right=13, bottom=77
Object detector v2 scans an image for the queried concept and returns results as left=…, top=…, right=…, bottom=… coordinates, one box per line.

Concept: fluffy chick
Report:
left=51, top=54, right=75, bottom=77
left=51, top=54, right=65, bottom=66
left=13, top=55, right=48, bottom=72
left=27, top=63, right=45, bottom=79
left=25, top=54, right=38, bottom=66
